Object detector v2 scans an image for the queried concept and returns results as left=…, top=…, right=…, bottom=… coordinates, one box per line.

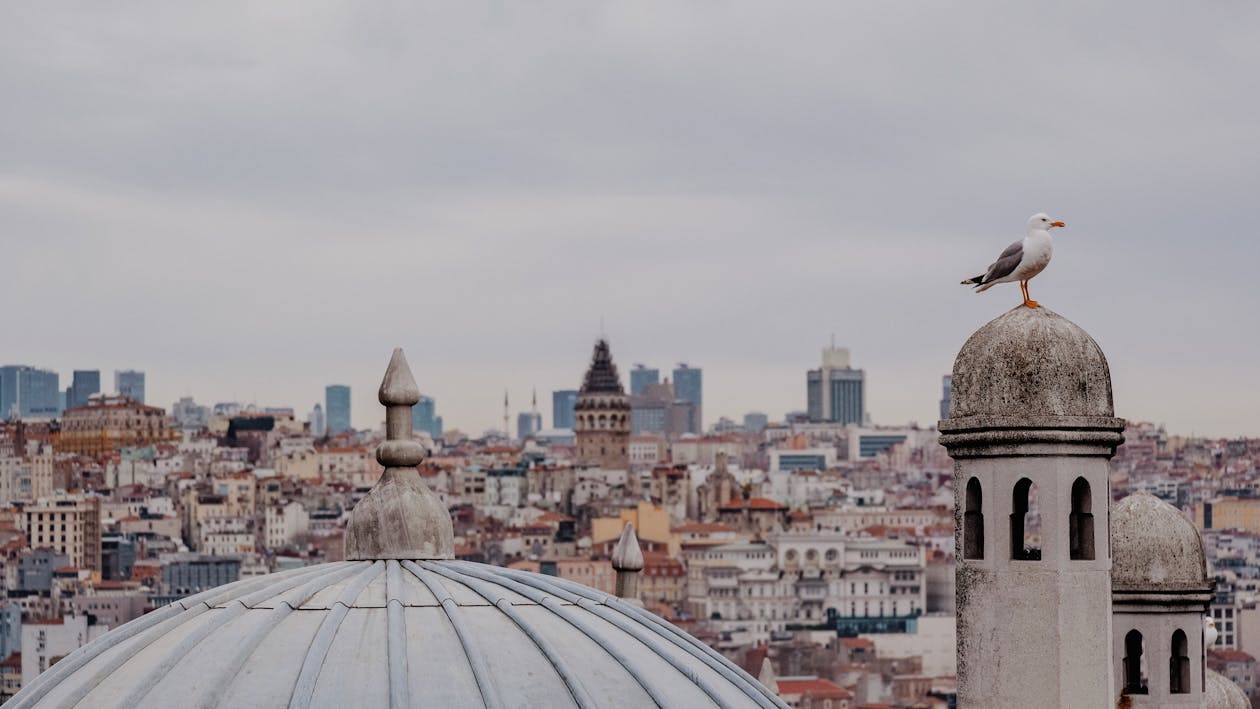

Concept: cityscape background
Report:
left=3, top=3, right=1259, bottom=437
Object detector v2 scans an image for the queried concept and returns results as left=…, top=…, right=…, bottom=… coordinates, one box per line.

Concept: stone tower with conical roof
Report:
left=939, top=306, right=1125, bottom=708
left=575, top=339, right=631, bottom=470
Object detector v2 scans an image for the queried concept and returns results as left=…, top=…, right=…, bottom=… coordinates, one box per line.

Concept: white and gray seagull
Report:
left=961, top=212, right=1066, bottom=308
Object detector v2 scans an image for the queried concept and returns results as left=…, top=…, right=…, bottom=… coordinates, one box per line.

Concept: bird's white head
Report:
left=1028, top=212, right=1066, bottom=233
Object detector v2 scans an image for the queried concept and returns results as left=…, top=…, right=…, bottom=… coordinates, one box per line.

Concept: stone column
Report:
left=939, top=307, right=1124, bottom=708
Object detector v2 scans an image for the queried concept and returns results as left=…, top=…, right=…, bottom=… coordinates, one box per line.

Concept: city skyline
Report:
left=3, top=4, right=1258, bottom=437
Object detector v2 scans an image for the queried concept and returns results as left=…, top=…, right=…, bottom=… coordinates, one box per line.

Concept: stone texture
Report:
left=948, top=305, right=1114, bottom=420
left=1205, top=669, right=1250, bottom=709
left=1112, top=493, right=1209, bottom=592
left=948, top=307, right=1121, bottom=708
left=344, top=467, right=454, bottom=560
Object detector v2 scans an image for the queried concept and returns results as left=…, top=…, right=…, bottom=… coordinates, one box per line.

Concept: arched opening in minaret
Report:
left=1010, top=478, right=1040, bottom=560
left=1170, top=629, right=1190, bottom=694
left=963, top=478, right=984, bottom=560
left=1069, top=477, right=1095, bottom=560
left=1124, top=629, right=1149, bottom=694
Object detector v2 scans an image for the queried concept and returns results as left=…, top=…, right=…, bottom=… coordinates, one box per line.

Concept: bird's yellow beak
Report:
left=1050, top=221, right=1065, bottom=228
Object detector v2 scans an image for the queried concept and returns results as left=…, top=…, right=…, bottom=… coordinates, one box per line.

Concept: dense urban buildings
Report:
left=0, top=333, right=1254, bottom=707
left=324, top=384, right=351, bottom=435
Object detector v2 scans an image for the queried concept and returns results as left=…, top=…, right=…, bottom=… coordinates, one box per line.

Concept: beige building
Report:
left=56, top=396, right=174, bottom=457
left=1197, top=497, right=1260, bottom=534
left=20, top=495, right=102, bottom=573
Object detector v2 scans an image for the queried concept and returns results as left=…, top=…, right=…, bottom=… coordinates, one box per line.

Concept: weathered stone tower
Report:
left=1111, top=493, right=1214, bottom=707
left=939, top=307, right=1125, bottom=707
left=574, top=339, right=631, bottom=470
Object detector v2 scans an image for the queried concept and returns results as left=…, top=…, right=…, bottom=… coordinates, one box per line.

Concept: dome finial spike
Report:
left=380, top=347, right=421, bottom=407
left=758, top=656, right=779, bottom=694
left=612, top=522, right=644, bottom=571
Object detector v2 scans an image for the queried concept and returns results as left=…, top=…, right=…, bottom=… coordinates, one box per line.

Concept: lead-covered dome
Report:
left=947, top=306, right=1114, bottom=421
left=11, top=559, right=781, bottom=708
left=1112, top=493, right=1210, bottom=592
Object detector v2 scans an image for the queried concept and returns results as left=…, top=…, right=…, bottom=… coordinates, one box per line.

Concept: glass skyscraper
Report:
left=672, top=363, right=702, bottom=433
left=551, top=389, right=578, bottom=430
left=413, top=395, right=443, bottom=439
left=325, top=384, right=352, bottom=435
left=629, top=365, right=659, bottom=396
left=68, top=370, right=101, bottom=409
left=806, top=347, right=865, bottom=425
left=115, top=370, right=146, bottom=404
left=0, top=366, right=61, bottom=419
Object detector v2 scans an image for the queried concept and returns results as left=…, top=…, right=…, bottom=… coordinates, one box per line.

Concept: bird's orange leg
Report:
left=1021, top=281, right=1039, bottom=309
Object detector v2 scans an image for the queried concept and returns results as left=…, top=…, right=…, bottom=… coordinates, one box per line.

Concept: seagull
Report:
left=1205, top=616, right=1219, bottom=647
left=961, top=213, right=1066, bottom=308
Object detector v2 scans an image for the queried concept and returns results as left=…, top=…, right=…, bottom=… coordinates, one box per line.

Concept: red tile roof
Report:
left=777, top=678, right=852, bottom=698
left=719, top=497, right=788, bottom=511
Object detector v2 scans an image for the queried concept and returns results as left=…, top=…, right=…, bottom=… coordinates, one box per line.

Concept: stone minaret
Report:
left=574, top=339, right=631, bottom=470
left=1111, top=493, right=1214, bottom=707
left=939, top=307, right=1125, bottom=708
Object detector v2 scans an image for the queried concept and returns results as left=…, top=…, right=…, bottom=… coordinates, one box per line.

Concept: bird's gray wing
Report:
left=982, top=240, right=1024, bottom=283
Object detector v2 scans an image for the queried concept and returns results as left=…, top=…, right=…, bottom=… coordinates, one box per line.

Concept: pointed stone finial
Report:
left=345, top=348, right=453, bottom=560
left=612, top=522, right=644, bottom=605
left=758, top=656, right=778, bottom=694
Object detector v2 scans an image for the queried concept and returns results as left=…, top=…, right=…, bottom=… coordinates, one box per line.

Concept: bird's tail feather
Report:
left=960, top=275, right=984, bottom=286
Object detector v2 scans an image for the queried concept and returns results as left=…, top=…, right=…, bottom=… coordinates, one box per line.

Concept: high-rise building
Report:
left=67, top=370, right=101, bottom=409
left=806, top=347, right=865, bottom=425
left=308, top=403, right=327, bottom=437
left=552, top=389, right=578, bottom=430
left=413, top=395, right=442, bottom=439
left=630, top=380, right=697, bottom=437
left=517, top=411, right=542, bottom=440
left=0, top=366, right=61, bottom=419
left=672, top=363, right=702, bottom=432
left=115, top=369, right=146, bottom=404
left=629, top=365, right=659, bottom=396
left=325, top=385, right=351, bottom=435
left=574, top=339, right=631, bottom=469
left=940, top=374, right=953, bottom=421
left=172, top=396, right=210, bottom=429
left=743, top=412, right=769, bottom=433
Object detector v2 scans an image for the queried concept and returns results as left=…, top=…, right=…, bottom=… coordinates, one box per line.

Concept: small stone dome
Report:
left=11, top=560, right=782, bottom=708
left=1112, top=493, right=1210, bottom=591
left=947, top=306, right=1114, bottom=421
left=1205, top=668, right=1250, bottom=709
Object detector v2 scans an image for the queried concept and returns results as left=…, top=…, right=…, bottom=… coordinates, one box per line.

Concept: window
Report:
left=1011, top=478, right=1040, bottom=560
left=1069, top=477, right=1094, bottom=560
left=1123, top=630, right=1148, bottom=694
left=1170, top=629, right=1190, bottom=694
left=964, top=478, right=984, bottom=560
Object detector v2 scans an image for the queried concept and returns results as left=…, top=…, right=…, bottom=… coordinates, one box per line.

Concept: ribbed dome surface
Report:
left=11, top=559, right=783, bottom=709
left=1111, top=493, right=1209, bottom=592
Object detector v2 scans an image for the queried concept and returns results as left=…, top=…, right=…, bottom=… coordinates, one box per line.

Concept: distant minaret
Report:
left=940, top=307, right=1123, bottom=708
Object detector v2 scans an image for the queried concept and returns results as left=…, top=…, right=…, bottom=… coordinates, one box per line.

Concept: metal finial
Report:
left=344, top=348, right=453, bottom=560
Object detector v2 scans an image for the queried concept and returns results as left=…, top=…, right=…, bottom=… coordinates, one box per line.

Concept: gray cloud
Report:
left=3, top=2, right=1257, bottom=435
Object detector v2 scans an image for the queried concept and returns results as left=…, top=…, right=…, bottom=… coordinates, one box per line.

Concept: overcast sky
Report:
left=3, top=3, right=1258, bottom=437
